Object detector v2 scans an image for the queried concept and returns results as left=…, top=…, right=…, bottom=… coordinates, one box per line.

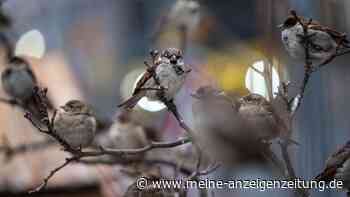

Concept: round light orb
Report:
left=120, top=69, right=166, bottom=112
left=245, top=60, right=280, bottom=100
left=15, top=29, right=46, bottom=59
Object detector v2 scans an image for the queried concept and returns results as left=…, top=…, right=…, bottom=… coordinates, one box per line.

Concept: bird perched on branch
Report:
left=151, top=0, right=200, bottom=51
left=118, top=48, right=191, bottom=109
left=0, top=31, right=53, bottom=123
left=54, top=100, right=96, bottom=149
left=279, top=10, right=349, bottom=64
left=97, top=111, right=149, bottom=163
left=238, top=93, right=281, bottom=142
left=315, top=141, right=350, bottom=190
left=191, top=86, right=277, bottom=166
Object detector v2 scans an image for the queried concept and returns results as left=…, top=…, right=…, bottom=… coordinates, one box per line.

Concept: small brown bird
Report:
left=119, top=48, right=190, bottom=109
left=279, top=10, right=349, bottom=64
left=238, top=93, right=281, bottom=141
left=54, top=100, right=96, bottom=149
left=1, top=57, right=36, bottom=102
left=315, top=141, right=350, bottom=190
left=0, top=57, right=48, bottom=122
left=0, top=26, right=51, bottom=122
left=191, top=86, right=271, bottom=166
left=151, top=0, right=200, bottom=51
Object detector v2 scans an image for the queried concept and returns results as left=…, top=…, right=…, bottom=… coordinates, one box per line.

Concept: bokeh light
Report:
left=120, top=68, right=166, bottom=112
left=15, top=29, right=46, bottom=59
left=245, top=60, right=280, bottom=99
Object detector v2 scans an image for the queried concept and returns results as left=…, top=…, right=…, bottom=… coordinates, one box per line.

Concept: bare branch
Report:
left=28, top=157, right=77, bottom=193
left=0, top=97, right=18, bottom=106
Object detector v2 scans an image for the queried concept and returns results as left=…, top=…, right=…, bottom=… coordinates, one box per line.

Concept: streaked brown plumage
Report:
left=281, top=12, right=349, bottom=47
left=238, top=93, right=281, bottom=141
left=279, top=10, right=349, bottom=62
left=54, top=100, right=96, bottom=149
left=191, top=86, right=276, bottom=166
left=315, top=141, right=350, bottom=185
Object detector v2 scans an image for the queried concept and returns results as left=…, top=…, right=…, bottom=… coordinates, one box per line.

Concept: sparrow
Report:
left=191, top=86, right=271, bottom=166
left=315, top=141, right=350, bottom=190
left=151, top=0, right=200, bottom=51
left=54, top=100, right=96, bottom=149
left=0, top=0, right=11, bottom=30
left=118, top=48, right=190, bottom=109
left=0, top=57, right=49, bottom=121
left=279, top=11, right=349, bottom=64
left=0, top=30, right=54, bottom=123
left=169, top=0, right=200, bottom=32
left=97, top=111, right=149, bottom=163
left=238, top=93, right=281, bottom=141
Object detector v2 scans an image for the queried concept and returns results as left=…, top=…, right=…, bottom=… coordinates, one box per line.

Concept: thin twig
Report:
left=28, top=157, right=77, bottom=193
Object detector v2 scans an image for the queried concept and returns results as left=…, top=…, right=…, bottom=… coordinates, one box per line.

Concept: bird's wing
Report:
left=132, top=66, right=157, bottom=96
left=309, top=24, right=349, bottom=45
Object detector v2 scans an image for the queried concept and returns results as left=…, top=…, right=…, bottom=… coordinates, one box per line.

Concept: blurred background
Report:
left=0, top=0, right=350, bottom=197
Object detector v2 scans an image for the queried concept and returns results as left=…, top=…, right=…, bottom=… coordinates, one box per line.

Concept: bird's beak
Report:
left=277, top=24, right=285, bottom=30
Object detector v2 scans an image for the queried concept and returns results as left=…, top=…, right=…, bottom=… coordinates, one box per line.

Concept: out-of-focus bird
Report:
left=118, top=48, right=191, bottom=109
left=191, top=86, right=272, bottom=166
left=315, top=141, right=350, bottom=190
left=1, top=57, right=36, bottom=102
left=279, top=10, right=349, bottom=64
left=54, top=100, right=96, bottom=149
left=238, top=93, right=281, bottom=141
left=0, top=57, right=48, bottom=120
left=151, top=0, right=200, bottom=51
left=98, top=111, right=149, bottom=163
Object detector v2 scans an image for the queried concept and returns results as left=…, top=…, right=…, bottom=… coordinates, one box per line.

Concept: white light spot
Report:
left=133, top=72, right=166, bottom=112
left=245, top=61, right=280, bottom=100
left=120, top=69, right=166, bottom=112
left=15, top=29, right=46, bottom=59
